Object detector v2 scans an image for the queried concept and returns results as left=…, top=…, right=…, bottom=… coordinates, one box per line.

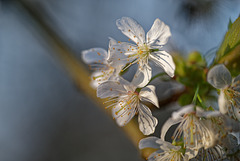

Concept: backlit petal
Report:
left=207, top=64, right=232, bottom=89
left=112, top=103, right=136, bottom=126
left=138, top=104, right=158, bottom=135
left=82, top=48, right=108, bottom=64
left=172, top=104, right=194, bottom=120
left=231, top=132, right=240, bottom=145
left=108, top=38, right=135, bottom=66
left=146, top=18, right=171, bottom=46
left=97, top=80, right=126, bottom=98
left=116, top=77, right=136, bottom=92
left=218, top=91, right=228, bottom=114
left=90, top=71, right=108, bottom=89
left=116, top=17, right=145, bottom=45
left=132, top=64, right=152, bottom=88
left=160, top=117, right=182, bottom=140
left=150, top=51, right=175, bottom=77
left=139, top=136, right=160, bottom=149
left=139, top=85, right=159, bottom=108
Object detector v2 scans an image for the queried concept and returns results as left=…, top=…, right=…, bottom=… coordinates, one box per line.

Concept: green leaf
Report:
left=228, top=19, right=232, bottom=29
left=216, top=16, right=240, bottom=61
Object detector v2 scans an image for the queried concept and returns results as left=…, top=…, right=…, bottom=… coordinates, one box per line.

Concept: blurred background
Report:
left=0, top=0, right=240, bottom=161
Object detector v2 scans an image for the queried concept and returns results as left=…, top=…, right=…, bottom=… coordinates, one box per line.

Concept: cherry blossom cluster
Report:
left=82, top=17, right=175, bottom=135
left=81, top=17, right=240, bottom=161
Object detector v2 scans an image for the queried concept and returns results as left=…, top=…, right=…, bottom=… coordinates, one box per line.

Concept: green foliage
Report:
left=215, top=16, right=240, bottom=76
left=216, top=16, right=240, bottom=60
left=174, top=52, right=214, bottom=106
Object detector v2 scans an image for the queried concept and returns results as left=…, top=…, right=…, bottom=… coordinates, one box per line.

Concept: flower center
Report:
left=223, top=86, right=240, bottom=107
left=137, top=44, right=150, bottom=58
left=92, top=66, right=114, bottom=81
left=168, top=150, right=183, bottom=161
left=115, top=91, right=139, bottom=115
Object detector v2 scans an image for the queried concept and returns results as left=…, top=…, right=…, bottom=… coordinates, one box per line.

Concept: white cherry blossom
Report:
left=115, top=17, right=175, bottom=87
left=190, top=145, right=226, bottom=161
left=97, top=77, right=159, bottom=135
left=139, top=136, right=189, bottom=161
left=161, top=105, right=217, bottom=156
left=207, top=64, right=240, bottom=121
left=82, top=38, right=125, bottom=88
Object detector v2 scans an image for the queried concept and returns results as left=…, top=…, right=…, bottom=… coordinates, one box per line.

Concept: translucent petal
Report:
left=185, top=148, right=198, bottom=159
left=156, top=139, right=180, bottom=151
left=146, top=18, right=171, bottom=46
left=112, top=103, right=136, bottom=126
left=116, top=77, right=136, bottom=92
left=189, top=146, right=225, bottom=161
left=233, top=74, right=240, bottom=84
left=108, top=39, right=136, bottom=66
left=97, top=80, right=126, bottom=98
left=150, top=51, right=175, bottom=77
left=138, top=104, right=158, bottom=135
left=107, top=37, right=118, bottom=62
left=140, top=138, right=187, bottom=161
left=132, top=64, right=152, bottom=88
left=148, top=149, right=186, bottom=161
left=172, top=104, right=194, bottom=120
left=147, top=150, right=163, bottom=161
left=231, top=132, right=240, bottom=145
left=233, top=107, right=240, bottom=121
left=233, top=75, right=240, bottom=108
left=139, top=136, right=160, bottom=149
left=207, top=64, right=232, bottom=89
left=139, top=85, right=159, bottom=108
left=197, top=110, right=221, bottom=118
left=82, top=48, right=108, bottom=64
left=223, top=115, right=240, bottom=132
left=90, top=71, right=107, bottom=89
left=116, top=17, right=145, bottom=45
left=160, top=117, right=182, bottom=140
left=218, top=91, right=228, bottom=114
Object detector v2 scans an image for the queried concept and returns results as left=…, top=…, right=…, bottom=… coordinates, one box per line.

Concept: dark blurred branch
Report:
left=16, top=0, right=149, bottom=158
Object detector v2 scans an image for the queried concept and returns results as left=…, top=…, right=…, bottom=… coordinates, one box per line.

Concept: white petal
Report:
left=112, top=103, right=135, bottom=126
left=231, top=132, right=240, bottom=145
left=172, top=104, right=194, bottom=120
left=132, top=64, right=152, bottom=88
left=150, top=51, right=175, bottom=77
left=223, top=115, right=240, bottom=132
left=185, top=148, right=199, bottom=159
left=138, top=104, right=158, bottom=135
left=116, top=77, right=136, bottom=92
left=90, top=79, right=100, bottom=89
left=106, top=37, right=117, bottom=61
left=90, top=71, right=107, bottom=89
left=233, top=74, right=240, bottom=84
left=146, top=18, right=171, bottom=46
left=160, top=117, right=182, bottom=140
left=207, top=64, right=232, bottom=89
left=139, top=136, right=160, bottom=149
left=155, top=139, right=180, bottom=150
left=108, top=37, right=117, bottom=49
left=116, top=17, right=145, bottom=45
left=139, top=85, right=159, bottom=108
left=233, top=107, right=240, bottom=121
left=108, top=40, right=136, bottom=66
left=218, top=90, right=228, bottom=114
left=97, top=80, right=126, bottom=98
left=233, top=75, right=240, bottom=108
left=147, top=150, right=164, bottom=161
left=108, top=67, right=122, bottom=81
left=197, top=110, right=221, bottom=118
left=82, top=48, right=108, bottom=64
